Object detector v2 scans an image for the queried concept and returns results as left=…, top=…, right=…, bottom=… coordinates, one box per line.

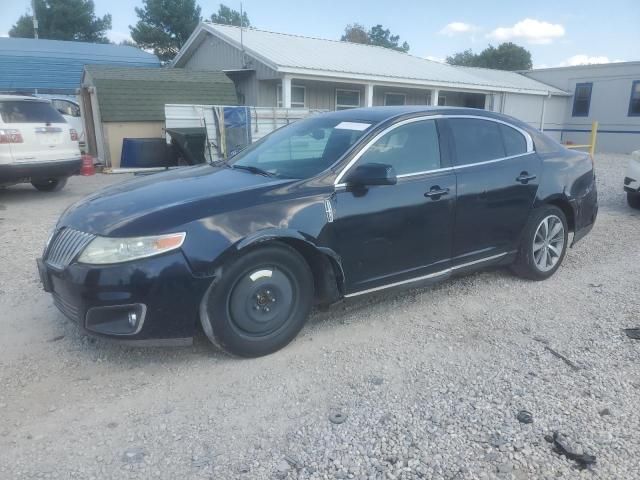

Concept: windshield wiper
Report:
left=231, top=164, right=276, bottom=177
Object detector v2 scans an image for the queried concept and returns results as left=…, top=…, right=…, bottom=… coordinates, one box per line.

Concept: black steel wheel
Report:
left=200, top=243, right=313, bottom=357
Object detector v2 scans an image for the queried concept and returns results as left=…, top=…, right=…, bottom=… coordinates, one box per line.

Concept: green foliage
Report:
left=130, top=0, right=201, bottom=62
left=9, top=0, right=112, bottom=43
left=446, top=42, right=532, bottom=71
left=211, top=4, right=250, bottom=27
left=341, top=23, right=410, bottom=52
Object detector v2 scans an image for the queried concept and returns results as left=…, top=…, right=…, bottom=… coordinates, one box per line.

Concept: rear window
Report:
left=449, top=118, right=505, bottom=165
left=499, top=124, right=527, bottom=156
left=0, top=101, right=66, bottom=124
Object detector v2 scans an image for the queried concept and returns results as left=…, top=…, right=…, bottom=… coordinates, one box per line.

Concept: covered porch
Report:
left=269, top=74, right=492, bottom=111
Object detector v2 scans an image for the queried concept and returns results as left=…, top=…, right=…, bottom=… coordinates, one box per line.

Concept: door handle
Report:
left=424, top=186, right=450, bottom=199
left=516, top=172, right=537, bottom=184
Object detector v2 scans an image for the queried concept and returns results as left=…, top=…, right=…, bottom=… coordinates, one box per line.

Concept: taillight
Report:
left=70, top=129, right=79, bottom=142
left=0, top=129, right=23, bottom=144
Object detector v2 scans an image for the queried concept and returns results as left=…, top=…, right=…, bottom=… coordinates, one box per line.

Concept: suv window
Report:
left=356, top=120, right=441, bottom=176
left=52, top=99, right=81, bottom=117
left=0, top=100, right=66, bottom=124
left=499, top=124, right=527, bottom=156
left=449, top=118, right=505, bottom=165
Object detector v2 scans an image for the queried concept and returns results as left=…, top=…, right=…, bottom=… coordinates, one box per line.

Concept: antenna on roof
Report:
left=31, top=0, right=39, bottom=39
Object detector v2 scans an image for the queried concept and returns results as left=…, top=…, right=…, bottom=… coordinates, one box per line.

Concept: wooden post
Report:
left=589, top=121, right=598, bottom=157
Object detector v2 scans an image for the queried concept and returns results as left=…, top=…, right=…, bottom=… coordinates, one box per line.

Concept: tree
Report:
left=340, top=23, right=410, bottom=52
left=368, top=24, right=409, bottom=53
left=341, top=23, right=369, bottom=44
left=130, top=0, right=201, bottom=62
left=211, top=4, right=250, bottom=27
left=446, top=42, right=532, bottom=71
left=9, top=0, right=111, bottom=43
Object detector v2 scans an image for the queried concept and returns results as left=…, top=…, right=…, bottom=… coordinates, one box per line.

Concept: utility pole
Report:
left=31, top=0, right=39, bottom=39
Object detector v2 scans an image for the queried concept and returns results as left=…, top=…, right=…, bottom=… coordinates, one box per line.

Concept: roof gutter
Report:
left=277, top=68, right=570, bottom=96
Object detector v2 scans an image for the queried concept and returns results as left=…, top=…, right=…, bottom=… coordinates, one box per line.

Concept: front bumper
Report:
left=37, top=250, right=212, bottom=343
left=0, top=158, right=81, bottom=184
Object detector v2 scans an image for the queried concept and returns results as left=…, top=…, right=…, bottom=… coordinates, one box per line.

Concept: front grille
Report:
left=45, top=228, right=95, bottom=269
left=52, top=292, right=81, bottom=323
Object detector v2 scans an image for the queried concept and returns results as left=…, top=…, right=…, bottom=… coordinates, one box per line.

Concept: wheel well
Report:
left=546, top=198, right=575, bottom=232
left=252, top=238, right=343, bottom=306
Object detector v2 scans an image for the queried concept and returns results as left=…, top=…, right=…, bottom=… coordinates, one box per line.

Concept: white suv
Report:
left=0, top=95, right=81, bottom=192
left=625, top=150, right=640, bottom=209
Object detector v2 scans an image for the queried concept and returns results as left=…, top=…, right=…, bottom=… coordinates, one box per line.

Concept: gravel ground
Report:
left=1, top=154, right=639, bottom=480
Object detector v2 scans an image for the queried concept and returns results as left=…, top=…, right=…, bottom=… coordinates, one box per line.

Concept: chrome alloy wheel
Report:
left=532, top=214, right=565, bottom=272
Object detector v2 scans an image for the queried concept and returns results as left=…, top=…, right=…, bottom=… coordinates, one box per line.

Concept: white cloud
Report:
left=439, top=22, right=479, bottom=36
left=488, top=18, right=565, bottom=45
left=1, top=32, right=8, bottom=38
left=425, top=55, right=446, bottom=63
left=558, top=55, right=624, bottom=66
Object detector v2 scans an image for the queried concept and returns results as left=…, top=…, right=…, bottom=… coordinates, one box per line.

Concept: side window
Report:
left=572, top=83, right=592, bottom=117
left=356, top=120, right=441, bottom=176
left=499, top=124, right=527, bottom=156
left=628, top=80, right=640, bottom=117
left=449, top=118, right=505, bottom=165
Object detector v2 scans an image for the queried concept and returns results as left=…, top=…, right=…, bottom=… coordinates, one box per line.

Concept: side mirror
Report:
left=345, top=163, right=397, bottom=187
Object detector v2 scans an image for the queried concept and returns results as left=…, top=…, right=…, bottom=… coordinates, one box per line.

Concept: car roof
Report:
left=320, top=106, right=522, bottom=125
left=0, top=94, right=49, bottom=102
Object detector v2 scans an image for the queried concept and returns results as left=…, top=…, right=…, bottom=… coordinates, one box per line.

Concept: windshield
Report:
left=229, top=116, right=373, bottom=179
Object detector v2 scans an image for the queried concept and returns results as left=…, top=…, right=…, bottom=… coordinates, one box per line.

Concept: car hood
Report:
left=59, top=165, right=295, bottom=236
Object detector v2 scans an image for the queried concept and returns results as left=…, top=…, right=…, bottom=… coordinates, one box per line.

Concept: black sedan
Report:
left=37, top=107, right=598, bottom=357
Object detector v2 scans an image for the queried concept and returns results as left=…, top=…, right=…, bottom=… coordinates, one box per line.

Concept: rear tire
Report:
left=511, top=205, right=568, bottom=281
left=200, top=243, right=313, bottom=357
left=31, top=177, right=68, bottom=192
left=627, top=192, right=640, bottom=210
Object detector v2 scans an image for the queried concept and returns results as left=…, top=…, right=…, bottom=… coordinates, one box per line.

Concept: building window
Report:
left=335, top=89, right=360, bottom=110
left=572, top=83, right=592, bottom=117
left=629, top=80, right=640, bottom=116
left=277, top=85, right=306, bottom=108
left=384, top=93, right=406, bottom=106
left=425, top=93, right=432, bottom=105
left=438, top=96, right=446, bottom=106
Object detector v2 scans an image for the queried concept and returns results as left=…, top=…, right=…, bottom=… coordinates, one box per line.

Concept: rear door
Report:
left=0, top=99, right=78, bottom=164
left=444, top=116, right=540, bottom=264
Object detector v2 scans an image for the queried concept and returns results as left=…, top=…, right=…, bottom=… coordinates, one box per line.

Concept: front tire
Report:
left=627, top=192, right=640, bottom=210
left=201, top=243, right=313, bottom=357
left=31, top=177, right=68, bottom=192
left=511, top=205, right=568, bottom=281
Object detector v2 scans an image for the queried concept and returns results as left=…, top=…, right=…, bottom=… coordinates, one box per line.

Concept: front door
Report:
left=445, top=117, right=541, bottom=264
left=332, top=118, right=456, bottom=294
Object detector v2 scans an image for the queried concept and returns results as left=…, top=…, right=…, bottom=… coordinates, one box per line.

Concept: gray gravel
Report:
left=1, top=154, right=639, bottom=479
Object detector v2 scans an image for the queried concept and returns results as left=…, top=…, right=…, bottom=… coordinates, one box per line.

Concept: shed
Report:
left=80, top=65, right=238, bottom=168
left=0, top=37, right=159, bottom=95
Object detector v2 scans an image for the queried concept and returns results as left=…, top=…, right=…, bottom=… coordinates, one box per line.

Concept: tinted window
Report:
left=572, top=83, right=592, bottom=117
left=52, top=99, right=80, bottom=117
left=356, top=120, right=441, bottom=175
left=0, top=100, right=65, bottom=124
left=628, top=80, right=640, bottom=116
left=499, top=124, right=527, bottom=156
left=449, top=118, right=505, bottom=165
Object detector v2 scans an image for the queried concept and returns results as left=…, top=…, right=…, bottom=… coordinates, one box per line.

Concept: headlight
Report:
left=77, top=232, right=186, bottom=264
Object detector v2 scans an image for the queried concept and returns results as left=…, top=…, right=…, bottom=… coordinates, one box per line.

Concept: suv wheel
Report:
left=31, top=177, right=68, bottom=192
left=627, top=192, right=640, bottom=210
left=511, top=205, right=569, bottom=281
left=200, top=243, right=314, bottom=357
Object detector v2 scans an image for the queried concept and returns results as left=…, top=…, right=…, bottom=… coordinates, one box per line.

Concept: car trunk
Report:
left=0, top=99, right=78, bottom=163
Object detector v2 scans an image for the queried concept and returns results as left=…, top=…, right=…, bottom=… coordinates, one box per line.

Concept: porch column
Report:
left=431, top=88, right=439, bottom=106
left=281, top=75, right=292, bottom=108
left=364, top=83, right=374, bottom=107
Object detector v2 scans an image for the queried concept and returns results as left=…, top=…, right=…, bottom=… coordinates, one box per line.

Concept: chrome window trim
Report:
left=344, top=251, right=512, bottom=298
left=333, top=114, right=534, bottom=187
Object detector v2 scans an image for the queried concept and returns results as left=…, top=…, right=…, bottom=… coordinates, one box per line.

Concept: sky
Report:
left=1, top=0, right=638, bottom=68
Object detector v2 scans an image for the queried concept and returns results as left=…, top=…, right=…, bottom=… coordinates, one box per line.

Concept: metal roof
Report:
left=175, top=23, right=567, bottom=96
left=84, top=65, right=237, bottom=122
left=0, top=37, right=160, bottom=94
